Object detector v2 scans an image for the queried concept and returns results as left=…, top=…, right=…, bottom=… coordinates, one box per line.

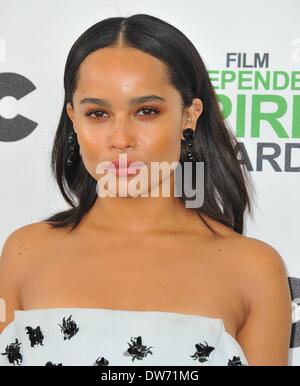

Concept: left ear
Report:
left=181, top=98, right=203, bottom=139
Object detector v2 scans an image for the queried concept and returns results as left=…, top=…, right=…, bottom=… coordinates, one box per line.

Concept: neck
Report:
left=89, top=195, right=197, bottom=234
left=83, top=175, right=202, bottom=235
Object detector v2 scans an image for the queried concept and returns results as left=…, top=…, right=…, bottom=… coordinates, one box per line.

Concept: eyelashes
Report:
left=85, top=110, right=106, bottom=118
left=85, top=107, right=160, bottom=119
left=136, top=107, right=160, bottom=116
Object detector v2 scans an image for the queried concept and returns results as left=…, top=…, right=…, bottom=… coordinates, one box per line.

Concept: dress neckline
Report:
left=14, top=306, right=224, bottom=324
left=5, top=306, right=246, bottom=357
left=0, top=306, right=250, bottom=366
left=13, top=306, right=233, bottom=336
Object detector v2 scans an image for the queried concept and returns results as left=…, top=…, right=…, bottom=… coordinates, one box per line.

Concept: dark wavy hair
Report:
left=45, top=13, right=254, bottom=235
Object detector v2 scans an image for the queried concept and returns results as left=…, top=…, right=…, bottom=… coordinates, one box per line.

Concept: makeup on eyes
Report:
left=80, top=94, right=166, bottom=119
left=85, top=106, right=161, bottom=119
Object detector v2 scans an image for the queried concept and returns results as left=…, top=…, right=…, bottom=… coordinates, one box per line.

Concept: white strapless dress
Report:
left=0, top=307, right=249, bottom=366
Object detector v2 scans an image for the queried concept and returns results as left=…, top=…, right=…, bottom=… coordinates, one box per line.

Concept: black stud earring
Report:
left=66, top=131, right=79, bottom=167
left=183, top=128, right=196, bottom=162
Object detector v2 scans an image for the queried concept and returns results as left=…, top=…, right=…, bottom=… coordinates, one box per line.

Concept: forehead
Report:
left=75, top=47, right=172, bottom=96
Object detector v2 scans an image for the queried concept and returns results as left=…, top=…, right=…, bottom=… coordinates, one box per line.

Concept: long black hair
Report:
left=45, top=13, right=254, bottom=235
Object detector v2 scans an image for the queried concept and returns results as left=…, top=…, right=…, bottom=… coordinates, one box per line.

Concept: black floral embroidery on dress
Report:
left=93, top=356, right=109, bottom=366
left=1, top=338, right=23, bottom=365
left=190, top=341, right=215, bottom=363
left=45, top=361, right=63, bottom=366
left=58, top=315, right=79, bottom=340
left=25, top=326, right=44, bottom=347
left=125, top=336, right=153, bottom=362
left=228, top=355, right=243, bottom=366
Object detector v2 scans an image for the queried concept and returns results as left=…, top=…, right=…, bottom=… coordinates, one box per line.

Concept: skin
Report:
left=66, top=45, right=204, bottom=231
left=0, top=46, right=292, bottom=365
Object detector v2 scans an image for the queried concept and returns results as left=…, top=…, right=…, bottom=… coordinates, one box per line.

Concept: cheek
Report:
left=142, top=125, right=182, bottom=163
left=77, top=130, right=106, bottom=177
left=76, top=123, right=102, bottom=155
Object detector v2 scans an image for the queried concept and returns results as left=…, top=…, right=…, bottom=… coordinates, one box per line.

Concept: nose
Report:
left=109, top=120, right=135, bottom=153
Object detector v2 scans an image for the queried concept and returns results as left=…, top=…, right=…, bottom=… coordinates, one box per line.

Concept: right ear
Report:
left=66, top=102, right=75, bottom=128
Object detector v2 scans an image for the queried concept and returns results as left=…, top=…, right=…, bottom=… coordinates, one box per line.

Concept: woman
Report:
left=0, top=14, right=292, bottom=366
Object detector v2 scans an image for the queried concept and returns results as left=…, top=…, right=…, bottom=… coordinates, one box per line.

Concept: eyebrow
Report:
left=79, top=95, right=167, bottom=107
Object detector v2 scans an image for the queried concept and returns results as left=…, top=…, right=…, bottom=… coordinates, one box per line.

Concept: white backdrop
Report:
left=0, top=0, right=299, bottom=365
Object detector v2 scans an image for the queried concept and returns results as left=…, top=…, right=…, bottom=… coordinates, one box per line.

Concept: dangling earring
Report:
left=66, top=130, right=79, bottom=167
left=182, top=127, right=196, bottom=162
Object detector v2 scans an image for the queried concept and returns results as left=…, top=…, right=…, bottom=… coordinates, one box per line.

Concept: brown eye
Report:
left=136, top=108, right=159, bottom=116
left=86, top=110, right=108, bottom=118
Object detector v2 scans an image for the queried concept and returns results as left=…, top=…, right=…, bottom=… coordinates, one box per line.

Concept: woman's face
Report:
left=66, top=46, right=202, bottom=196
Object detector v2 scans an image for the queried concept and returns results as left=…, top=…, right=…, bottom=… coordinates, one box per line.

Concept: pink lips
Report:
left=107, top=159, right=145, bottom=176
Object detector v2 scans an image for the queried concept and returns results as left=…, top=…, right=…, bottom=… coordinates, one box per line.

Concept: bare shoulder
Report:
left=202, top=212, right=288, bottom=271
left=0, top=220, right=59, bottom=290
left=209, top=220, right=292, bottom=364
left=222, top=232, right=289, bottom=283
left=229, top=233, right=291, bottom=313
left=0, top=220, right=54, bottom=263
left=214, top=225, right=290, bottom=298
left=204, top=214, right=290, bottom=298
left=214, top=231, right=292, bottom=365
left=0, top=221, right=54, bottom=331
left=203, top=213, right=288, bottom=275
